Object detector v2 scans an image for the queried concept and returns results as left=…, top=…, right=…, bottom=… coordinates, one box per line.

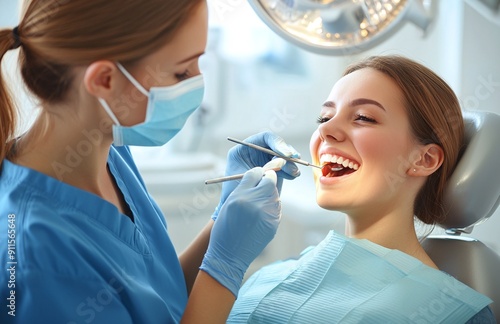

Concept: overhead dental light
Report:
left=247, top=0, right=435, bottom=55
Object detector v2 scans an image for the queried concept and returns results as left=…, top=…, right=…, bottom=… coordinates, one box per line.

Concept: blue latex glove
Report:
left=200, top=167, right=281, bottom=297
left=212, top=131, right=301, bottom=221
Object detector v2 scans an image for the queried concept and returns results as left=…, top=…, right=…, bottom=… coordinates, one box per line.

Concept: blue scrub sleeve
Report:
left=465, top=306, right=497, bottom=324
left=5, top=269, right=134, bottom=324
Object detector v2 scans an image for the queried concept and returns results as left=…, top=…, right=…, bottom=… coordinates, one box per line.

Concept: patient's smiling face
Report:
left=309, top=67, right=420, bottom=218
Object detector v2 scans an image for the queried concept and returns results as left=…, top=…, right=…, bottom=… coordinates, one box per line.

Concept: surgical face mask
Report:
left=98, top=63, right=204, bottom=146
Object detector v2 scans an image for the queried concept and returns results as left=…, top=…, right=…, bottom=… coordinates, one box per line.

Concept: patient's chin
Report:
left=316, top=196, right=342, bottom=212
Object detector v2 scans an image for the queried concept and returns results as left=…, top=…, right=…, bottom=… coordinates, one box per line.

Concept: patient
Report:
left=227, top=56, right=496, bottom=323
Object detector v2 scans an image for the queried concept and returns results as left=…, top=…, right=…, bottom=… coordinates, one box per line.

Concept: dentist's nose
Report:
left=318, top=116, right=346, bottom=143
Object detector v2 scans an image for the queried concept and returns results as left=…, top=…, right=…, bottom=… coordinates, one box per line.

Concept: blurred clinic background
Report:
left=1, top=0, right=499, bottom=276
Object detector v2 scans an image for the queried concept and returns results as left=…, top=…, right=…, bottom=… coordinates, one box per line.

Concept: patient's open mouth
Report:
left=320, top=154, right=359, bottom=178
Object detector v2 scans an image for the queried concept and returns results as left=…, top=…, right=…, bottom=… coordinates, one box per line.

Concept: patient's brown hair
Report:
left=344, top=55, right=464, bottom=225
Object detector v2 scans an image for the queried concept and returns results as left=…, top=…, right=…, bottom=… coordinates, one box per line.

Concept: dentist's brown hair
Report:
left=343, top=55, right=464, bottom=225
left=0, top=0, right=203, bottom=163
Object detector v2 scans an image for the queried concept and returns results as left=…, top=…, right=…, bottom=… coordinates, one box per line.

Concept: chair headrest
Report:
left=441, top=110, right=500, bottom=234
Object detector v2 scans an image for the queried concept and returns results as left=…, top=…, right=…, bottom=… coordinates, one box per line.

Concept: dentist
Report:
left=0, top=0, right=300, bottom=323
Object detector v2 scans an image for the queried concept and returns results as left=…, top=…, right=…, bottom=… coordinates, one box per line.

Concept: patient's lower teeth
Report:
left=321, top=160, right=360, bottom=178
left=322, top=163, right=345, bottom=177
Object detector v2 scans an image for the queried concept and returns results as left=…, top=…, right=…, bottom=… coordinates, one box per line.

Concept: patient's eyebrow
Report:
left=322, top=101, right=336, bottom=108
left=350, top=98, right=386, bottom=111
left=322, top=98, right=385, bottom=111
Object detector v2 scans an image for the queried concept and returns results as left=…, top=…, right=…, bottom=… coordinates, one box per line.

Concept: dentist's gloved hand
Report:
left=212, top=131, right=301, bottom=221
left=200, top=167, right=281, bottom=297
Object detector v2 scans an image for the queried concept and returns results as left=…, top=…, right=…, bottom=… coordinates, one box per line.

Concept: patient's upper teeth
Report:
left=320, top=154, right=360, bottom=170
left=320, top=154, right=333, bottom=164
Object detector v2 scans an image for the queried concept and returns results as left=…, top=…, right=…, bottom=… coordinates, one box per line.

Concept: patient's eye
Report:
left=355, top=114, right=376, bottom=123
left=317, top=116, right=330, bottom=124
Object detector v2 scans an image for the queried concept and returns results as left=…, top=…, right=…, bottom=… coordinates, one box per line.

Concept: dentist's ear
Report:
left=83, top=61, right=120, bottom=99
left=409, top=144, right=444, bottom=176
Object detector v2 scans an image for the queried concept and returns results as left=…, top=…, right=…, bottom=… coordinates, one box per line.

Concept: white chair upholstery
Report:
left=422, top=110, right=500, bottom=320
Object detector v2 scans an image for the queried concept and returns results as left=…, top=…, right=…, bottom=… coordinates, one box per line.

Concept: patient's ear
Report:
left=410, top=144, right=444, bottom=176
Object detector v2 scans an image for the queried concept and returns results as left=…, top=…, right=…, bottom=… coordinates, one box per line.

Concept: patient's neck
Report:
left=345, top=212, right=439, bottom=270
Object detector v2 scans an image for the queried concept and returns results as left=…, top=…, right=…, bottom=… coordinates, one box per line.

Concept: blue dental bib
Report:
left=228, top=231, right=492, bottom=323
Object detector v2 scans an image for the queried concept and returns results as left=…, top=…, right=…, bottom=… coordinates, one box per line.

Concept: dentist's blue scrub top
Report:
left=0, top=146, right=187, bottom=324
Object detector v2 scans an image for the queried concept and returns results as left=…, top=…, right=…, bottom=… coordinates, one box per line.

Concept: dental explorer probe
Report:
left=204, top=168, right=282, bottom=185
left=205, top=158, right=286, bottom=185
left=227, top=137, right=322, bottom=169
left=204, top=138, right=322, bottom=185
left=205, top=173, right=247, bottom=185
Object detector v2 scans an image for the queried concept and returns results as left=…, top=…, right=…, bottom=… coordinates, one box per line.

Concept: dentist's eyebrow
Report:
left=176, top=51, right=205, bottom=64
left=350, top=98, right=386, bottom=111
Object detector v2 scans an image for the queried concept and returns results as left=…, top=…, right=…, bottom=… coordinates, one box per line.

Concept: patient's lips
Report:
left=320, top=154, right=359, bottom=177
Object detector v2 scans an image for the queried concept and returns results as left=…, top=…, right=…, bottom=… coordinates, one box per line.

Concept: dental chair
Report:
left=422, top=110, right=500, bottom=320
